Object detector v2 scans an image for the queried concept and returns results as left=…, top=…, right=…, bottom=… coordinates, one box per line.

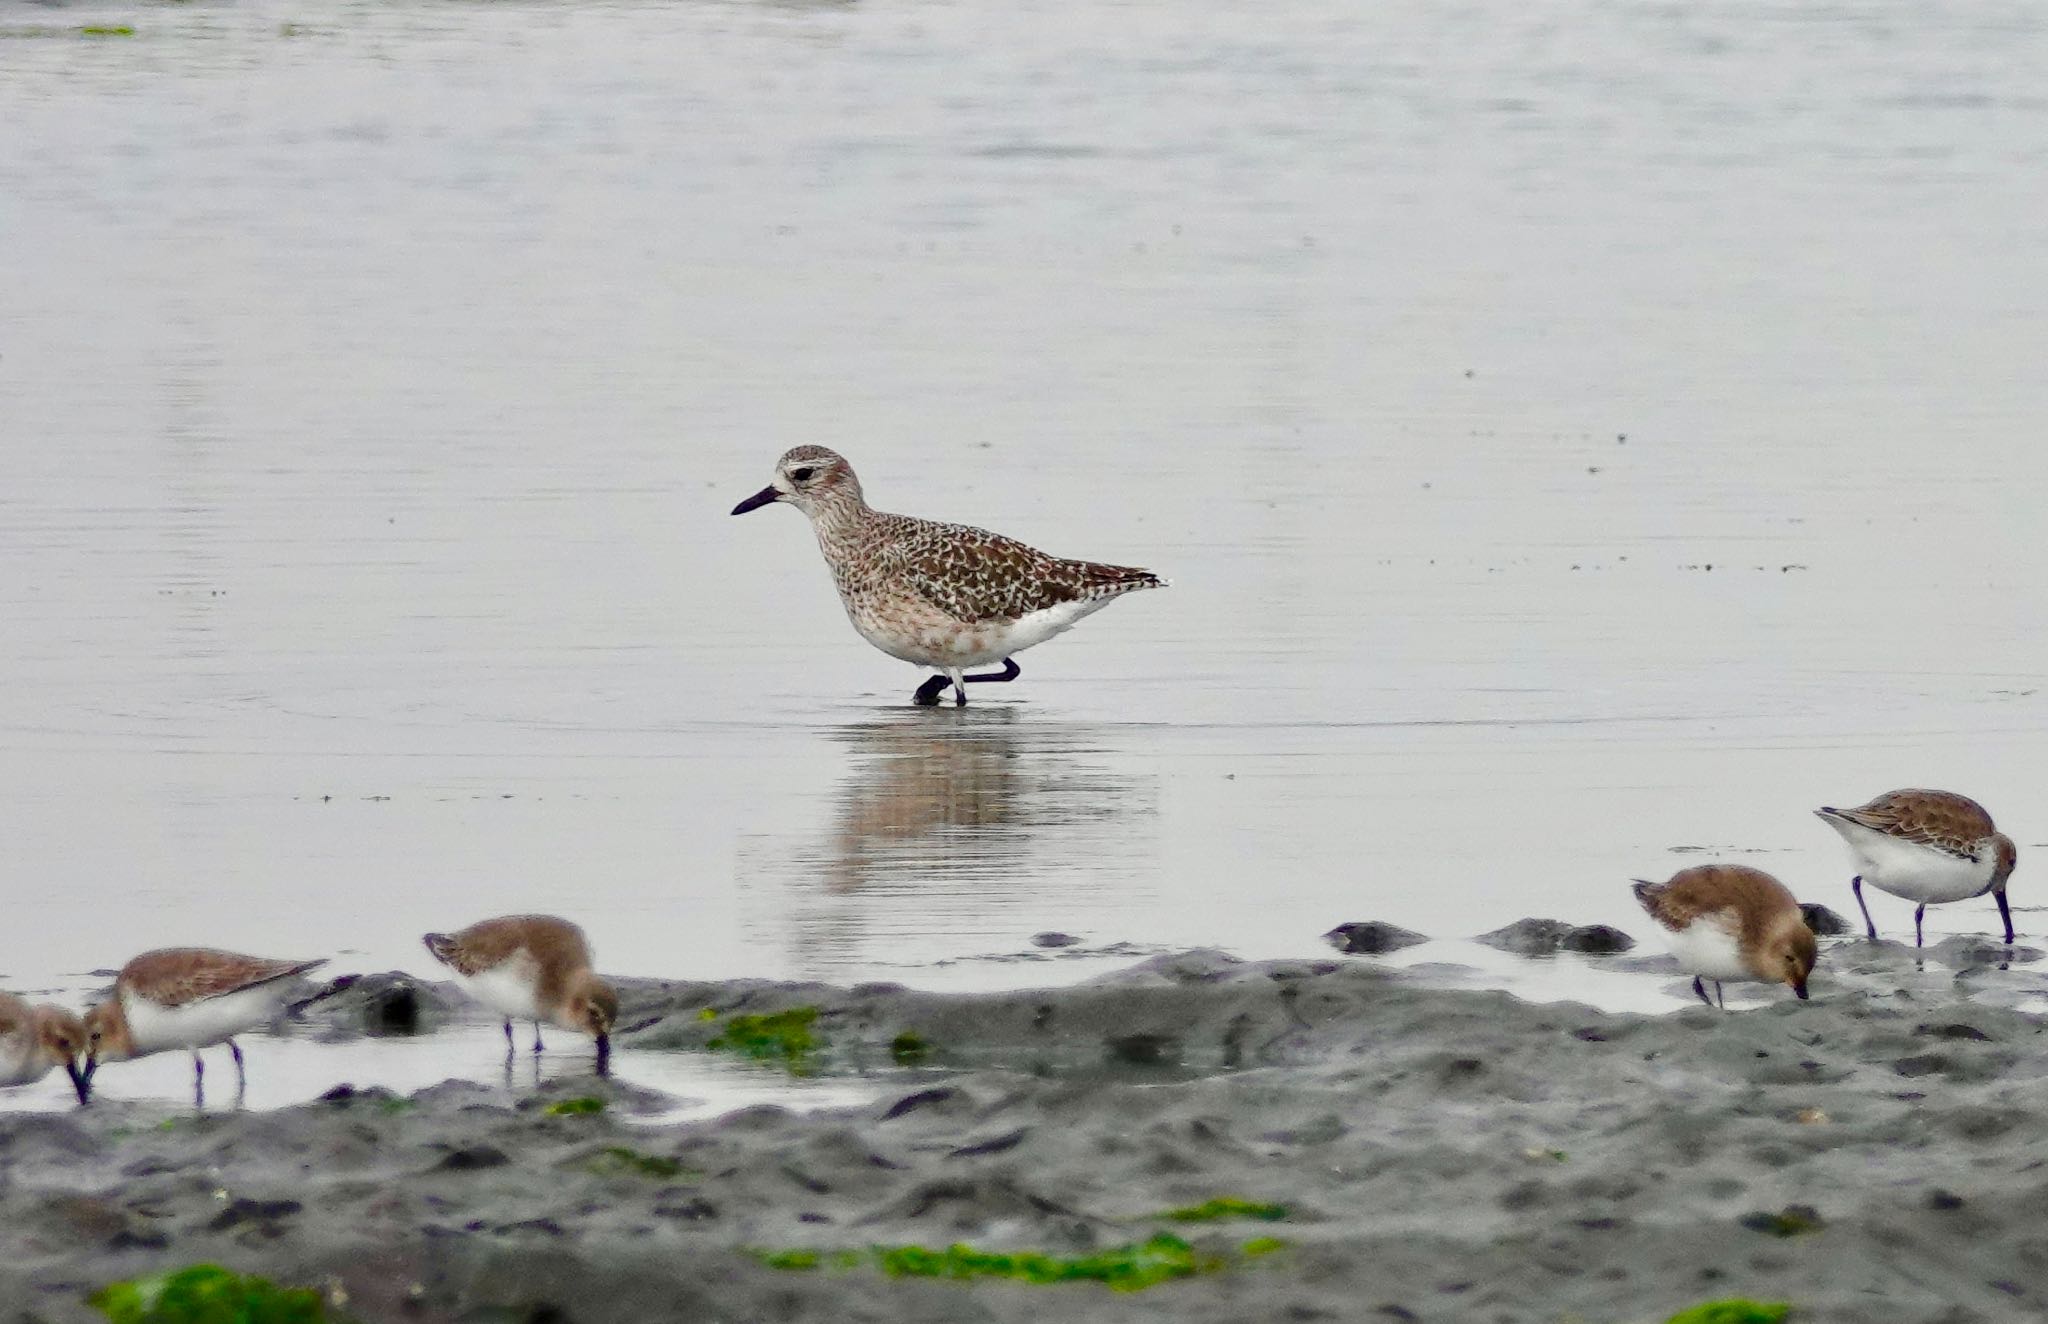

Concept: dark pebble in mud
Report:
left=1476, top=919, right=1635, bottom=956
left=1323, top=921, right=1429, bottom=955
left=1801, top=903, right=1853, bottom=936
left=1031, top=932, right=1082, bottom=948
left=1560, top=924, right=1634, bottom=954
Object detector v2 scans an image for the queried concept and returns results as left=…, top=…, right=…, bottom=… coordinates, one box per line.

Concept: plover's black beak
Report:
left=67, top=1061, right=91, bottom=1105
left=731, top=486, right=780, bottom=515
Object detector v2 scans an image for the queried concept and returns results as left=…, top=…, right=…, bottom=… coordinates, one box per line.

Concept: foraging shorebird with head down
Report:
left=0, top=992, right=88, bottom=1104
left=82, top=948, right=327, bottom=1104
left=731, top=447, right=1167, bottom=706
left=1632, top=865, right=1816, bottom=1008
left=423, top=915, right=618, bottom=1074
left=1815, top=788, right=2016, bottom=947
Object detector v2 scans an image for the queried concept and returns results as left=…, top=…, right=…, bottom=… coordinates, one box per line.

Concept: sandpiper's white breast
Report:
left=0, top=1032, right=50, bottom=1087
left=122, top=984, right=290, bottom=1054
left=452, top=954, right=545, bottom=1023
left=1662, top=912, right=1753, bottom=982
left=1821, top=817, right=1994, bottom=904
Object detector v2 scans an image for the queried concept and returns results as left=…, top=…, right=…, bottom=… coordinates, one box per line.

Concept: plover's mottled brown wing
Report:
left=424, top=915, right=590, bottom=976
left=119, top=948, right=328, bottom=1008
left=884, top=516, right=1162, bottom=625
left=1633, top=865, right=1797, bottom=937
left=1824, top=789, right=1993, bottom=858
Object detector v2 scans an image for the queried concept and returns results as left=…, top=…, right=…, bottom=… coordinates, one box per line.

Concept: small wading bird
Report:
left=1815, top=789, right=2016, bottom=947
left=0, top=992, right=89, bottom=1104
left=731, top=446, right=1167, bottom=706
left=82, top=948, right=328, bottom=1105
left=423, top=915, right=618, bottom=1075
left=1632, top=865, right=1816, bottom=1008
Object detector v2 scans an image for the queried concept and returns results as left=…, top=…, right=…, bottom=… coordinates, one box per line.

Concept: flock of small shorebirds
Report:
left=0, top=448, right=2022, bottom=1106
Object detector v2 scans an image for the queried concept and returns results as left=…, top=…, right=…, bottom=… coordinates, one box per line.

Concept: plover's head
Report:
left=731, top=446, right=862, bottom=519
left=1755, top=913, right=1817, bottom=1000
left=34, top=1007, right=90, bottom=1103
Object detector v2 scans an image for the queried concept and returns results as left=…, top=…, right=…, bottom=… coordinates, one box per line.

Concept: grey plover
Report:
left=424, top=914, right=618, bottom=1074
left=1816, top=789, right=2016, bottom=946
left=1632, top=865, right=1816, bottom=1008
left=82, top=947, right=327, bottom=1104
left=0, top=992, right=87, bottom=1103
left=731, top=446, right=1166, bottom=705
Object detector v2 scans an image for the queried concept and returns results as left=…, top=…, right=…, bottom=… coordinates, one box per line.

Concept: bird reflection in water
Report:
left=775, top=707, right=1157, bottom=975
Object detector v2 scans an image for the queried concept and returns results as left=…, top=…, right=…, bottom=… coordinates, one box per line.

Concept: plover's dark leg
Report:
left=192, top=1052, right=205, bottom=1109
left=1714, top=981, right=1726, bottom=1010
left=229, top=1039, right=246, bottom=1090
left=533, top=1022, right=545, bottom=1054
left=1850, top=877, right=1879, bottom=941
left=1915, top=905, right=1927, bottom=948
left=913, top=674, right=951, bottom=706
left=1995, top=890, right=2016, bottom=944
left=595, top=1034, right=611, bottom=1078
left=503, top=1020, right=515, bottom=1053
left=1691, top=976, right=1711, bottom=1007
left=963, top=658, right=1021, bottom=685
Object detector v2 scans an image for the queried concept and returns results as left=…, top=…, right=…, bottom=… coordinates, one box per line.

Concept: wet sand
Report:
left=7, top=946, right=2048, bottom=1322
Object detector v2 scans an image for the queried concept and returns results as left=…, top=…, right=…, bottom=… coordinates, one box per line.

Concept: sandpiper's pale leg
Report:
left=1850, top=876, right=1879, bottom=941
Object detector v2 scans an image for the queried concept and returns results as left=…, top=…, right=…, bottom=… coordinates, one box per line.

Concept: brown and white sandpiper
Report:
left=1816, top=788, right=2016, bottom=946
left=423, top=914, right=618, bottom=1073
left=731, top=446, right=1167, bottom=706
left=1632, top=865, right=1816, bottom=1008
left=0, top=992, right=88, bottom=1103
left=82, top=948, right=328, bottom=1104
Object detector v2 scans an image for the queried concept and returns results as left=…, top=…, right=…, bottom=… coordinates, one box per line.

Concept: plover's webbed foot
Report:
left=1850, top=876, right=1879, bottom=941
left=913, top=674, right=951, bottom=706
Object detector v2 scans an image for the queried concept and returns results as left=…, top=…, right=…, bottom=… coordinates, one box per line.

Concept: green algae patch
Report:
left=79, top=24, right=136, bottom=36
left=588, top=1146, right=689, bottom=1180
left=1157, top=1196, right=1289, bottom=1223
left=543, top=1096, right=607, bottom=1116
left=705, top=1007, right=821, bottom=1073
left=876, top=1234, right=1214, bottom=1291
left=90, top=1264, right=327, bottom=1323
left=755, top=1249, right=822, bottom=1271
left=1737, top=1204, right=1823, bottom=1237
left=889, top=1030, right=931, bottom=1065
left=1665, top=1302, right=1791, bottom=1324
left=1239, top=1237, right=1289, bottom=1258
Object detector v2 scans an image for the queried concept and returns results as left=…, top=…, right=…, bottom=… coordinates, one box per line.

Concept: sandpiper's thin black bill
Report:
left=68, top=1062, right=91, bottom=1105
left=731, top=486, right=779, bottom=515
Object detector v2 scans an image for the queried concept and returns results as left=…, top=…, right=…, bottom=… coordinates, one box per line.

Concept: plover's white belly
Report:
left=454, top=961, right=545, bottom=1024
left=850, top=595, right=1115, bottom=669
left=123, top=985, right=286, bottom=1054
left=1663, top=915, right=1753, bottom=982
left=1831, top=822, right=1993, bottom=903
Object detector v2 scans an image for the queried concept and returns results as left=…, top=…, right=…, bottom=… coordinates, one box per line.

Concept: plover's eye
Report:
left=790, top=467, right=816, bottom=482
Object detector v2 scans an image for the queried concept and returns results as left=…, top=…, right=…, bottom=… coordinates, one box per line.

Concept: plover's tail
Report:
left=423, top=933, right=457, bottom=966
left=1077, top=561, right=1169, bottom=598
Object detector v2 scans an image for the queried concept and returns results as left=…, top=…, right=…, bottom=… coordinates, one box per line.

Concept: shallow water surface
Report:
left=3, top=0, right=2047, bottom=1106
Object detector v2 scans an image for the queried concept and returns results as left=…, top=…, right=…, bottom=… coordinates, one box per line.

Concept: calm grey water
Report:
left=4, top=0, right=2047, bottom=1104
